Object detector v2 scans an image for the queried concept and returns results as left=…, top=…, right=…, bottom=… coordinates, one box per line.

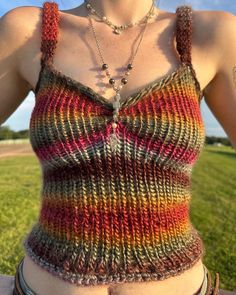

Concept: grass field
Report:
left=0, top=143, right=235, bottom=291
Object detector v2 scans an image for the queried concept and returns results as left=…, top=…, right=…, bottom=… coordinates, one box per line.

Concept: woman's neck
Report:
left=82, top=0, right=156, bottom=25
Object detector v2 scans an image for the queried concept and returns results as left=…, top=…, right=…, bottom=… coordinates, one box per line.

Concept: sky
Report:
left=1, top=0, right=235, bottom=137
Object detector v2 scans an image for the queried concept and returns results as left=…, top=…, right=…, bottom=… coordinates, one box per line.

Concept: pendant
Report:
left=109, top=119, right=119, bottom=152
left=114, top=92, right=121, bottom=102
left=113, top=100, right=121, bottom=109
left=109, top=132, right=118, bottom=152
left=113, top=28, right=121, bottom=35
left=109, top=91, right=121, bottom=152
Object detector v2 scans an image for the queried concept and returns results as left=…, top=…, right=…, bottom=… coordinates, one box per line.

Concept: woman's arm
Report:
left=203, top=11, right=236, bottom=149
left=0, top=7, right=32, bottom=126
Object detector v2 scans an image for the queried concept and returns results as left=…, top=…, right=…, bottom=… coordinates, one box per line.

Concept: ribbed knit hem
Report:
left=23, top=224, right=205, bottom=286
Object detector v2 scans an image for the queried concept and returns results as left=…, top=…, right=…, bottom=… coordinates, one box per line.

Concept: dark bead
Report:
left=109, top=78, right=115, bottom=85
left=127, top=63, right=133, bottom=70
left=121, top=78, right=128, bottom=84
left=102, top=64, right=108, bottom=70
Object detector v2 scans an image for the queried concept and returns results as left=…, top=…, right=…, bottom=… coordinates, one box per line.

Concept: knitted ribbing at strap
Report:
left=40, top=1, right=59, bottom=67
left=176, top=5, right=193, bottom=64
left=175, top=5, right=202, bottom=102
left=23, top=1, right=206, bottom=287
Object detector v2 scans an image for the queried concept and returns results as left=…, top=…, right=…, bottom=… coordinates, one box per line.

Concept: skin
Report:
left=233, top=66, right=236, bottom=89
left=0, top=1, right=236, bottom=294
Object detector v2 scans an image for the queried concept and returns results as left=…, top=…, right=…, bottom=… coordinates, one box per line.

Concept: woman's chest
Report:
left=19, top=11, right=217, bottom=103
left=29, top=64, right=205, bottom=172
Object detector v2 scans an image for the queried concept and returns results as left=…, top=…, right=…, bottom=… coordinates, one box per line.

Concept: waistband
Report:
left=204, top=266, right=220, bottom=295
left=198, top=264, right=209, bottom=295
left=13, top=257, right=36, bottom=295
left=12, top=257, right=220, bottom=295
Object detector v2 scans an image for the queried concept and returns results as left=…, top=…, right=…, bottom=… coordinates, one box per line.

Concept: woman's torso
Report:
left=17, top=3, right=219, bottom=295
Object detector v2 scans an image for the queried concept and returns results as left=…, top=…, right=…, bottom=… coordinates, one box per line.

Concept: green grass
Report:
left=190, top=145, right=236, bottom=290
left=0, top=145, right=235, bottom=291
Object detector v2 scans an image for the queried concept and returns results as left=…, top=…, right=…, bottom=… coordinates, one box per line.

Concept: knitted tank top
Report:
left=23, top=1, right=206, bottom=286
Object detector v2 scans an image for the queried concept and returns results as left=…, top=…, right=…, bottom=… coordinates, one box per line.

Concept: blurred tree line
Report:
left=205, top=136, right=232, bottom=146
left=0, top=125, right=233, bottom=147
left=0, top=125, right=29, bottom=140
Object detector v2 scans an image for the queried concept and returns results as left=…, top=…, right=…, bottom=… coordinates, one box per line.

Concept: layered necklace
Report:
left=85, top=0, right=157, bottom=35
left=85, top=0, right=160, bottom=152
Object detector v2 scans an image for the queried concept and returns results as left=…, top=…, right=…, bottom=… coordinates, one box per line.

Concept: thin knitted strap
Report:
left=175, top=5, right=193, bottom=65
left=40, top=1, right=60, bottom=67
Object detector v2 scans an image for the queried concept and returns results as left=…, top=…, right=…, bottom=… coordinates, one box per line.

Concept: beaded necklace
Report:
left=86, top=1, right=160, bottom=152
left=85, top=0, right=157, bottom=34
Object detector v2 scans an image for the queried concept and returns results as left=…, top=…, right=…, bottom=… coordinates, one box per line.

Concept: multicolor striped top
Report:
left=23, top=1, right=206, bottom=287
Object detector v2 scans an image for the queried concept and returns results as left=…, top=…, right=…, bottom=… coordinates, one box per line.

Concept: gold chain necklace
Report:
left=85, top=0, right=157, bottom=35
left=87, top=2, right=160, bottom=152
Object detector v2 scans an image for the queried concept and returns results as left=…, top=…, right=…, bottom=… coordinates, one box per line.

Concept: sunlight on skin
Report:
left=233, top=66, right=236, bottom=89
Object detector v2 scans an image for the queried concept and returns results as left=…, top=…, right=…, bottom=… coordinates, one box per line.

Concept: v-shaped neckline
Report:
left=34, top=61, right=202, bottom=110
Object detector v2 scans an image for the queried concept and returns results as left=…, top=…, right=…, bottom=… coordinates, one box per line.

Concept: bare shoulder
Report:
left=0, top=5, right=44, bottom=73
left=0, top=5, right=42, bottom=46
left=191, top=8, right=236, bottom=61
left=195, top=8, right=236, bottom=30
left=191, top=8, right=236, bottom=80
left=191, top=8, right=235, bottom=29
left=191, top=9, right=236, bottom=149
left=203, top=9, right=236, bottom=70
left=167, top=7, right=235, bottom=59
left=0, top=5, right=44, bottom=125
left=0, top=5, right=46, bottom=91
